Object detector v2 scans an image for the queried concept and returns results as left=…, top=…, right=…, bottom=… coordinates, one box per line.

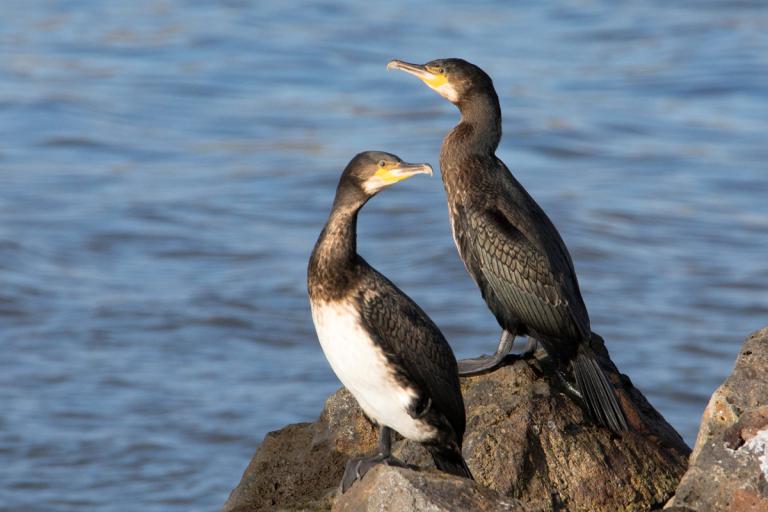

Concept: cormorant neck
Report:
left=456, top=88, right=502, bottom=153
left=309, top=186, right=367, bottom=294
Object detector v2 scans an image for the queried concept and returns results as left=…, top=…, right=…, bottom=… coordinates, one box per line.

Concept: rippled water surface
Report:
left=2, top=1, right=767, bottom=510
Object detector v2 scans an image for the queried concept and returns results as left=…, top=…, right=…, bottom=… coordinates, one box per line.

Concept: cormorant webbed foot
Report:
left=340, top=453, right=408, bottom=493
left=458, top=354, right=505, bottom=375
left=341, top=426, right=409, bottom=492
left=459, top=330, right=517, bottom=376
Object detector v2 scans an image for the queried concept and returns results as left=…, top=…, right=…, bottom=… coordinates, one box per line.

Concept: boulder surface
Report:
left=666, top=326, right=768, bottom=511
left=222, top=333, right=691, bottom=511
left=332, top=465, right=527, bottom=512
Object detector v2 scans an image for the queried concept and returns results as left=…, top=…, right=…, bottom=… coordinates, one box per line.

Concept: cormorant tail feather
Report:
left=427, top=445, right=473, bottom=480
left=572, top=347, right=628, bottom=434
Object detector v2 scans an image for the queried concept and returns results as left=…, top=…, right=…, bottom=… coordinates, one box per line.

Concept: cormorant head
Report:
left=387, top=58, right=494, bottom=104
left=338, top=151, right=433, bottom=201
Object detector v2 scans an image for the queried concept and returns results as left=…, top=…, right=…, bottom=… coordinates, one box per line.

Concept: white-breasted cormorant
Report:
left=308, top=151, right=473, bottom=491
left=388, top=59, right=628, bottom=433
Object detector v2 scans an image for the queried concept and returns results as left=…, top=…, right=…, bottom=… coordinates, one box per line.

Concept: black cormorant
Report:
left=388, top=59, right=628, bottom=433
left=308, top=151, right=473, bottom=491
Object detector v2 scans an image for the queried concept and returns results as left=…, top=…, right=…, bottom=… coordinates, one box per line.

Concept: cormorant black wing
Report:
left=459, top=198, right=590, bottom=342
left=356, top=267, right=466, bottom=440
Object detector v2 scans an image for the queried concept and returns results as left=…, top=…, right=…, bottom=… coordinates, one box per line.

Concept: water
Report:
left=1, top=1, right=767, bottom=510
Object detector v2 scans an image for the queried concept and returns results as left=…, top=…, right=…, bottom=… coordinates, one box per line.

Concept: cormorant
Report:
left=387, top=58, right=628, bottom=433
left=308, top=151, right=473, bottom=491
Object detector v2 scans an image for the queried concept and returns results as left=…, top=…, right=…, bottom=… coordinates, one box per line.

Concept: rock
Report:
left=666, top=327, right=768, bottom=512
left=223, top=333, right=690, bottom=511
left=332, top=465, right=526, bottom=512
left=221, top=390, right=378, bottom=512
left=450, top=333, right=689, bottom=512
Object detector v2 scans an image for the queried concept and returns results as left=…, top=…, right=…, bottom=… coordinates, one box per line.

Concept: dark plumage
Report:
left=389, top=58, right=628, bottom=433
left=308, top=151, right=472, bottom=490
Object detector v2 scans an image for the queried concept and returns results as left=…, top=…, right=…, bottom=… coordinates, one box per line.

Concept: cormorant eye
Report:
left=437, top=67, right=445, bottom=74
left=378, top=160, right=386, bottom=168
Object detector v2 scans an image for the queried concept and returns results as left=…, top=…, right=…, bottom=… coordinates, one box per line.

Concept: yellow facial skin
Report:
left=387, top=60, right=458, bottom=103
left=373, top=163, right=409, bottom=184
left=424, top=70, right=458, bottom=102
left=422, top=68, right=448, bottom=89
left=363, top=161, right=433, bottom=194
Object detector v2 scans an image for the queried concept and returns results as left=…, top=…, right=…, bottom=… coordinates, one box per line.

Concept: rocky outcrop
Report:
left=666, top=327, right=768, bottom=512
left=220, top=390, right=378, bottom=511
left=332, top=465, right=527, bottom=512
left=222, top=333, right=691, bottom=512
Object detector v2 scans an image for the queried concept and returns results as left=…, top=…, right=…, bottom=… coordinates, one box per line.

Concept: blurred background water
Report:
left=1, top=0, right=767, bottom=510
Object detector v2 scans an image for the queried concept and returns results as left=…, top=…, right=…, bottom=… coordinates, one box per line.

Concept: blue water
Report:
left=1, top=1, right=767, bottom=510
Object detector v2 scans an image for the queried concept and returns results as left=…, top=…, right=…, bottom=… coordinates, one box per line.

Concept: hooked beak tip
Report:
left=391, top=162, right=433, bottom=179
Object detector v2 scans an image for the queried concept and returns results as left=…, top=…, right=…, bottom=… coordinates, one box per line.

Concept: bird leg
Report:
left=519, top=337, right=539, bottom=360
left=340, top=427, right=408, bottom=492
left=524, top=342, right=585, bottom=403
left=556, top=370, right=584, bottom=401
left=458, top=329, right=519, bottom=376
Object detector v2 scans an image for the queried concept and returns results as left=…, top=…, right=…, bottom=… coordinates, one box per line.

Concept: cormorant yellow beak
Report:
left=374, top=161, right=433, bottom=183
left=365, top=161, right=432, bottom=194
left=387, top=60, right=448, bottom=89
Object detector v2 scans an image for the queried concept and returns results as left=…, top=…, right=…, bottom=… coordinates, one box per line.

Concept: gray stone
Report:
left=332, top=465, right=526, bottom=512
left=666, top=327, right=768, bottom=512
